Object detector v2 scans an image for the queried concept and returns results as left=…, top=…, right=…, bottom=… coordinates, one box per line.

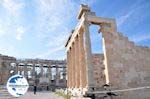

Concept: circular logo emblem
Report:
left=6, top=74, right=29, bottom=97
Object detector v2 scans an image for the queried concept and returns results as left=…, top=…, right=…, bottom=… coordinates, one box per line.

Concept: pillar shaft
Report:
left=15, top=63, right=17, bottom=74
left=68, top=50, right=71, bottom=88
left=80, top=32, right=87, bottom=88
left=41, top=64, right=43, bottom=77
left=72, top=43, right=75, bottom=88
left=67, top=51, right=70, bottom=87
left=63, top=67, right=66, bottom=80
left=32, top=64, right=36, bottom=84
left=83, top=21, right=95, bottom=88
left=48, top=66, right=51, bottom=84
left=69, top=51, right=71, bottom=88
left=79, top=33, right=83, bottom=88
left=24, top=64, right=28, bottom=78
left=56, top=67, right=59, bottom=86
left=78, top=33, right=84, bottom=88
left=74, top=38, right=77, bottom=88
left=76, top=36, right=80, bottom=88
left=16, top=63, right=19, bottom=74
left=70, top=48, right=73, bottom=88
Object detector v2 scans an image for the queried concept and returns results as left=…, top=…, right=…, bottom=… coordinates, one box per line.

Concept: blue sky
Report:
left=0, top=0, right=149, bottom=59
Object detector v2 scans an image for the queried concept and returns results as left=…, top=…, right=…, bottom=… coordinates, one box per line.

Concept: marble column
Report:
left=24, top=63, right=28, bottom=78
left=62, top=67, right=66, bottom=80
left=40, top=64, right=43, bottom=77
left=67, top=51, right=70, bottom=88
left=18, top=64, right=20, bottom=75
left=83, top=21, right=95, bottom=88
left=48, top=65, right=51, bottom=85
left=76, top=35, right=80, bottom=88
left=32, top=64, right=36, bottom=84
left=72, top=43, right=75, bottom=88
left=68, top=51, right=71, bottom=88
left=80, top=32, right=87, bottom=88
left=74, top=38, right=77, bottom=88
left=70, top=47, right=73, bottom=88
left=79, top=33, right=83, bottom=88
left=16, top=63, right=19, bottom=74
left=12, top=63, right=15, bottom=74
left=56, top=66, right=59, bottom=86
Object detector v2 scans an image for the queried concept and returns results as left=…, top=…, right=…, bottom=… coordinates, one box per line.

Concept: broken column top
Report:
left=77, top=4, right=91, bottom=19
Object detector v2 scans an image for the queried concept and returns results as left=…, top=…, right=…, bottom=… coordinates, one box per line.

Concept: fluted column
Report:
left=32, top=64, right=36, bottom=84
left=70, top=48, right=73, bottom=88
left=13, top=63, right=18, bottom=74
left=69, top=50, right=71, bottom=88
left=63, top=67, right=66, bottom=80
left=56, top=66, right=59, bottom=86
left=18, top=64, right=20, bottom=75
left=74, top=38, right=77, bottom=88
left=79, top=33, right=83, bottom=88
left=40, top=64, right=43, bottom=77
left=68, top=50, right=71, bottom=88
left=67, top=51, right=69, bottom=87
left=16, top=63, right=19, bottom=74
left=83, top=21, right=95, bottom=88
left=72, top=43, right=75, bottom=88
left=24, top=63, right=28, bottom=78
left=76, top=35, right=80, bottom=88
left=80, top=32, right=87, bottom=88
left=48, top=65, right=51, bottom=84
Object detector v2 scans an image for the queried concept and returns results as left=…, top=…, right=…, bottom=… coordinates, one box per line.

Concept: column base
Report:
left=66, top=87, right=89, bottom=97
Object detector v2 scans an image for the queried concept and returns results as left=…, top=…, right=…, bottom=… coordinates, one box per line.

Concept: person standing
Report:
left=34, top=84, right=37, bottom=94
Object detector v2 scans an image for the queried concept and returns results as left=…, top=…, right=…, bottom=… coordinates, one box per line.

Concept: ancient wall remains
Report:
left=92, top=54, right=105, bottom=87
left=102, top=31, right=150, bottom=98
left=0, top=54, right=16, bottom=84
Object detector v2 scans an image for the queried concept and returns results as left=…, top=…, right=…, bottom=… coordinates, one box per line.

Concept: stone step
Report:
left=0, top=97, right=16, bottom=99
left=0, top=88, right=17, bottom=99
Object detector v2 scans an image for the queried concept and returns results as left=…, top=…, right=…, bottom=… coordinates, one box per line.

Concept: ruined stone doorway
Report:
left=89, top=24, right=106, bottom=88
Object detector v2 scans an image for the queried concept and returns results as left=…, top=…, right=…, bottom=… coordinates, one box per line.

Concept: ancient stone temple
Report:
left=0, top=54, right=67, bottom=90
left=65, top=4, right=150, bottom=98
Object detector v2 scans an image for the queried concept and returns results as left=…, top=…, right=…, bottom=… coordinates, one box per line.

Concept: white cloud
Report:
left=0, top=1, right=26, bottom=40
left=36, top=45, right=64, bottom=59
left=117, top=9, right=134, bottom=26
left=117, top=0, right=143, bottom=27
left=2, top=0, right=25, bottom=17
left=16, top=26, right=25, bottom=40
left=35, top=0, right=95, bottom=59
left=0, top=0, right=95, bottom=59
